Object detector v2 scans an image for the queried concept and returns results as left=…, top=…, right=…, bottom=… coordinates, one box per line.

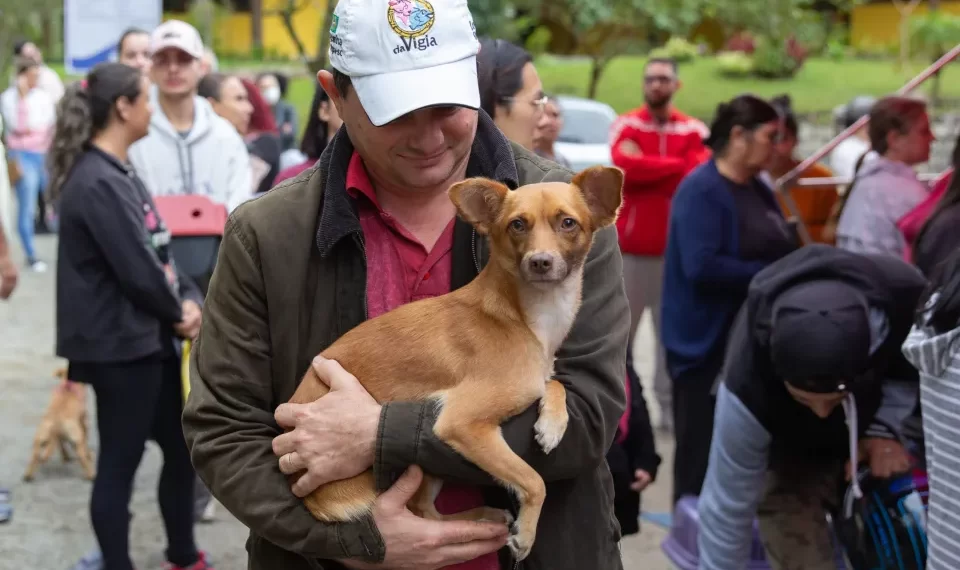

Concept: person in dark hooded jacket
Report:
left=697, top=245, right=925, bottom=570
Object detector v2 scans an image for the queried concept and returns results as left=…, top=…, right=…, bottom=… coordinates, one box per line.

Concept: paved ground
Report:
left=0, top=235, right=677, bottom=569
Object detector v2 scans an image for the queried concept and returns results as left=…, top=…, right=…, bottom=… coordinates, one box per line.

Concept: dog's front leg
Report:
left=433, top=407, right=546, bottom=561
left=534, top=380, right=568, bottom=454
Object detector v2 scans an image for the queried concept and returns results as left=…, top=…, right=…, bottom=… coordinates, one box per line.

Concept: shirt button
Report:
left=423, top=272, right=431, bottom=281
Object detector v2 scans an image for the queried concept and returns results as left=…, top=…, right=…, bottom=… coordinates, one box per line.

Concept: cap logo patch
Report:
left=388, top=0, right=438, bottom=54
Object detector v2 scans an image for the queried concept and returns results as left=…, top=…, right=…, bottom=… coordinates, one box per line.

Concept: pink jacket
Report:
left=898, top=168, right=955, bottom=262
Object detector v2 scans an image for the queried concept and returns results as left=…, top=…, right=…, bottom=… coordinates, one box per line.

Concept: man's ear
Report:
left=448, top=178, right=509, bottom=234
left=317, top=70, right=345, bottom=118
left=571, top=166, right=623, bottom=228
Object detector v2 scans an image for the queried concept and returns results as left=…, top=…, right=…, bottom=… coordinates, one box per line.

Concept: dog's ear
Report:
left=572, top=166, right=624, bottom=229
left=449, top=178, right=509, bottom=234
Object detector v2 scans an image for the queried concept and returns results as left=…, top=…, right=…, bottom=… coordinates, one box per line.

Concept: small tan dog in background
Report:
left=23, top=368, right=95, bottom=482
left=287, top=165, right=624, bottom=560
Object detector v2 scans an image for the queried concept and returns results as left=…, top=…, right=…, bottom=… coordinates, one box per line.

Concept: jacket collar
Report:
left=315, top=109, right=520, bottom=258
left=638, top=104, right=684, bottom=124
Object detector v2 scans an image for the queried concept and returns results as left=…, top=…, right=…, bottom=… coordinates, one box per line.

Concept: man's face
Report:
left=326, top=73, right=477, bottom=193
left=150, top=48, right=201, bottom=97
left=643, top=62, right=678, bottom=110
left=784, top=383, right=846, bottom=419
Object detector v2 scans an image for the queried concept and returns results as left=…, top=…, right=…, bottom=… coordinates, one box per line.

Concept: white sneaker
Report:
left=29, top=260, right=47, bottom=273
left=200, top=499, right=218, bottom=523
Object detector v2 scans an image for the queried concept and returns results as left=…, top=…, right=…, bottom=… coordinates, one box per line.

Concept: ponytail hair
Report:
left=48, top=62, right=143, bottom=201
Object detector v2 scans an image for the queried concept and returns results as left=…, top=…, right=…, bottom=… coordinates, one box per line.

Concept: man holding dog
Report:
left=182, top=0, right=630, bottom=569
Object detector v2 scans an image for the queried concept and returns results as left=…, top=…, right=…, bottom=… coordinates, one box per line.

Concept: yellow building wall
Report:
left=851, top=1, right=960, bottom=48
left=166, top=0, right=330, bottom=58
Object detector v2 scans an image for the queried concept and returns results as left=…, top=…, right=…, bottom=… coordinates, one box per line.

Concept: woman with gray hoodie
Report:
left=903, top=249, right=960, bottom=570
left=836, top=96, right=935, bottom=258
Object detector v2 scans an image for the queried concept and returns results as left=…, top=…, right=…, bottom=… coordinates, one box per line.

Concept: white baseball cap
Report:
left=329, top=0, right=481, bottom=127
left=151, top=20, right=204, bottom=60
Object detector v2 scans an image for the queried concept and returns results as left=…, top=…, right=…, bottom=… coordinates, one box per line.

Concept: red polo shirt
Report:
left=347, top=153, right=499, bottom=570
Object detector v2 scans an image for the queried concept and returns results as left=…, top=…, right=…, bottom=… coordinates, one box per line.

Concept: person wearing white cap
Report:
left=128, top=20, right=251, bottom=212
left=181, top=1, right=630, bottom=569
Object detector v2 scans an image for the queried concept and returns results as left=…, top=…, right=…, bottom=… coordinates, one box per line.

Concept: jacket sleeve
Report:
left=82, top=179, right=183, bottom=324
left=610, top=117, right=687, bottom=186
left=625, top=354, right=661, bottom=479
left=373, top=226, right=630, bottom=489
left=176, top=267, right=204, bottom=308
left=182, top=217, right=385, bottom=562
left=674, top=186, right=766, bottom=290
left=698, top=383, right=771, bottom=570
left=225, top=134, right=254, bottom=213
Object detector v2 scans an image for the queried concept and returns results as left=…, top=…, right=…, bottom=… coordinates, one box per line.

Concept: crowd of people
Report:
left=1, top=0, right=960, bottom=568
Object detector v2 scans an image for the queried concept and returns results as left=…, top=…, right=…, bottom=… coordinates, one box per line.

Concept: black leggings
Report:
left=671, top=362, right=719, bottom=505
left=74, top=356, right=198, bottom=570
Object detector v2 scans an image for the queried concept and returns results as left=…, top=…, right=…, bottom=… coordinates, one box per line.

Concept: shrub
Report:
left=649, top=37, right=699, bottom=63
left=752, top=36, right=807, bottom=79
left=716, top=51, right=754, bottom=78
left=724, top=31, right=756, bottom=54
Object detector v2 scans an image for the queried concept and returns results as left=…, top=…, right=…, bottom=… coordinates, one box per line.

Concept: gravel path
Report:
left=0, top=235, right=676, bottom=569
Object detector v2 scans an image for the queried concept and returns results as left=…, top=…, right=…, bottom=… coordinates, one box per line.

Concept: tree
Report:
left=910, top=10, right=960, bottom=105
left=540, top=0, right=704, bottom=98
left=265, top=0, right=313, bottom=64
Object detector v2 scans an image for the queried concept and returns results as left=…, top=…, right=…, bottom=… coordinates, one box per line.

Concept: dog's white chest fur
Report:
left=520, top=271, right=583, bottom=359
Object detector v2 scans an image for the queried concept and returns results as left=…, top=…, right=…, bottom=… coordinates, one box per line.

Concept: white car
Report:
left=554, top=96, right=618, bottom=172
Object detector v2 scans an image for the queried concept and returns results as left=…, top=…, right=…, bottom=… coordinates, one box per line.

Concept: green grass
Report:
left=51, top=55, right=960, bottom=132
left=533, top=56, right=960, bottom=119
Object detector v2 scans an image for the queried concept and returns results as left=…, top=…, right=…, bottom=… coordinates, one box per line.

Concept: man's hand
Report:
left=862, top=438, right=911, bottom=479
left=630, top=469, right=652, bottom=492
left=340, top=466, right=509, bottom=570
left=0, top=254, right=18, bottom=300
left=618, top=139, right=642, bottom=157
left=174, top=300, right=202, bottom=339
left=273, top=356, right=382, bottom=497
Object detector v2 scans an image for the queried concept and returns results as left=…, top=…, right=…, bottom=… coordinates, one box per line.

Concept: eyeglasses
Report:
left=644, top=75, right=675, bottom=85
left=503, top=95, right=548, bottom=111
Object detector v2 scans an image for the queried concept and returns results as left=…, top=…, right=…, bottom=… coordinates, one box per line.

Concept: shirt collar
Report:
left=315, top=109, right=519, bottom=258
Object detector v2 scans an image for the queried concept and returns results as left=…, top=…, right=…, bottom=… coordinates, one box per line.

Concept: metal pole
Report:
left=773, top=42, right=960, bottom=244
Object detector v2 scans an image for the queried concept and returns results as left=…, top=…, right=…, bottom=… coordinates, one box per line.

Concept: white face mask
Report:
left=262, top=86, right=281, bottom=106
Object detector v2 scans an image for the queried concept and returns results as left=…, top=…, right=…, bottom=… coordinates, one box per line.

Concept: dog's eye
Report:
left=510, top=219, right=526, bottom=232
left=560, top=218, right=578, bottom=230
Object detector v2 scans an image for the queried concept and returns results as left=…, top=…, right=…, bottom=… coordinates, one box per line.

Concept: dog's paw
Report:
left=507, top=532, right=533, bottom=561
left=534, top=413, right=567, bottom=454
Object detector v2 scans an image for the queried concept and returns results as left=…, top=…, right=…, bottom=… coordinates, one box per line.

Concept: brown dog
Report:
left=23, top=368, right=95, bottom=482
left=288, top=165, right=623, bottom=559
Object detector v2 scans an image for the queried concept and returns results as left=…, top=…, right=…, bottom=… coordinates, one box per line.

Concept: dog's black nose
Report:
left=528, top=254, right=553, bottom=275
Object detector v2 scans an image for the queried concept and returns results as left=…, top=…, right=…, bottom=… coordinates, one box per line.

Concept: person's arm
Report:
left=176, top=266, right=204, bottom=308
left=674, top=188, right=766, bottom=290
left=609, top=119, right=687, bottom=185
left=183, top=216, right=382, bottom=560
left=374, top=226, right=630, bottom=489
left=225, top=134, right=254, bottom=212
left=698, top=383, right=771, bottom=570
left=625, top=361, right=661, bottom=480
left=82, top=180, right=183, bottom=323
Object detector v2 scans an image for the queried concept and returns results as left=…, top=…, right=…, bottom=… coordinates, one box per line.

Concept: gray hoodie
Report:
left=836, top=156, right=928, bottom=257
left=902, top=317, right=960, bottom=570
left=129, top=91, right=252, bottom=212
